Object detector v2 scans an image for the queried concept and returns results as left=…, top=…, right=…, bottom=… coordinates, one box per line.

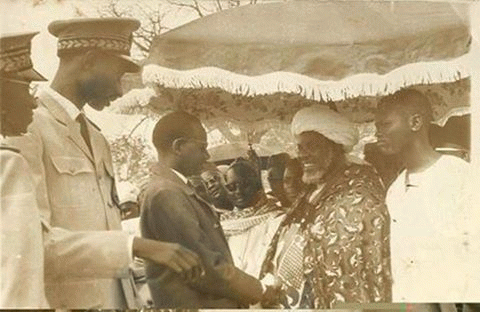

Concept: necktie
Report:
left=77, top=113, right=92, bottom=154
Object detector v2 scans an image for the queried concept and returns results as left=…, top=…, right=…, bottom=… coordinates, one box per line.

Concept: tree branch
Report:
left=132, top=40, right=150, bottom=53
left=167, top=0, right=204, bottom=17
left=215, top=0, right=223, bottom=11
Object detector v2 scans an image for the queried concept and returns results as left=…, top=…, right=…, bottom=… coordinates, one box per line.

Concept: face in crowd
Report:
left=267, top=164, right=289, bottom=207
left=202, top=170, right=226, bottom=200
left=0, top=78, right=37, bottom=136
left=375, top=89, right=433, bottom=157
left=201, top=169, right=233, bottom=210
left=296, top=131, right=336, bottom=185
left=375, top=106, right=413, bottom=156
left=283, top=158, right=305, bottom=204
left=76, top=51, right=130, bottom=111
left=177, top=124, right=210, bottom=177
left=225, top=162, right=263, bottom=209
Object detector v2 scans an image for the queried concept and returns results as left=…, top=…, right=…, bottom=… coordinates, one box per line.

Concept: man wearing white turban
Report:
left=260, top=105, right=392, bottom=309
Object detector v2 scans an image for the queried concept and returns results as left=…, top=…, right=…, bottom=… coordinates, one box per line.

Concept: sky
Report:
left=0, top=0, right=205, bottom=79
left=0, top=0, right=232, bottom=144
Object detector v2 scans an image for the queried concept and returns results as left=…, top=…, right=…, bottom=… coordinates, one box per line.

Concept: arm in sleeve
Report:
left=347, top=173, right=392, bottom=302
left=358, top=193, right=392, bottom=302
left=5, top=121, right=131, bottom=280
left=143, top=189, right=263, bottom=305
left=42, top=226, right=130, bottom=279
left=0, top=152, right=49, bottom=308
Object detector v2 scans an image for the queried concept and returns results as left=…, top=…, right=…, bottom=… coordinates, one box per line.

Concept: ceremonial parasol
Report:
left=116, top=1, right=472, bottom=160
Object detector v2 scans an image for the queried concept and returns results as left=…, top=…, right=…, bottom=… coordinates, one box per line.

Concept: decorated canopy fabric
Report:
left=119, top=77, right=470, bottom=126
left=147, top=1, right=470, bottom=81
left=136, top=1, right=471, bottom=124
left=112, top=1, right=473, bottom=161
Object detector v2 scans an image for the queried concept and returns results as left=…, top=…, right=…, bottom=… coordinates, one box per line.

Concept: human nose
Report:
left=206, top=180, right=216, bottom=189
left=297, top=145, right=309, bottom=159
left=203, top=149, right=210, bottom=161
left=30, top=98, right=38, bottom=109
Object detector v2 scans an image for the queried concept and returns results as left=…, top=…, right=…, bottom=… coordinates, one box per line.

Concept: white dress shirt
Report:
left=386, top=155, right=474, bottom=301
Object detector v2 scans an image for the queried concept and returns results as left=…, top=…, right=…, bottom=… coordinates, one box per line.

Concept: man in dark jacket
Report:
left=141, top=111, right=279, bottom=308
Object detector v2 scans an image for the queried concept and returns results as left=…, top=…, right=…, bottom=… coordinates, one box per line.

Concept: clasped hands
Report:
left=133, top=237, right=286, bottom=307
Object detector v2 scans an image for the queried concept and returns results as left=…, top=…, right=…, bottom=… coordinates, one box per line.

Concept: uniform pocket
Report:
left=50, top=156, right=94, bottom=176
left=48, top=156, right=96, bottom=213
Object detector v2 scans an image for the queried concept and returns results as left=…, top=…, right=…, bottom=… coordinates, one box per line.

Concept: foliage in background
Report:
left=109, top=134, right=156, bottom=187
left=97, top=0, right=271, bottom=58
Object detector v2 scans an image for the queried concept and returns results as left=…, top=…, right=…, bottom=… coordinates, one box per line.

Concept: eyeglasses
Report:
left=173, top=137, right=209, bottom=152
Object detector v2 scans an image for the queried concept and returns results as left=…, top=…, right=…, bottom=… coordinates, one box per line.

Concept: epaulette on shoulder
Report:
left=0, top=146, right=21, bottom=153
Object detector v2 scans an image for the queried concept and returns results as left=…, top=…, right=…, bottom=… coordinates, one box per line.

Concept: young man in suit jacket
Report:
left=141, top=111, right=282, bottom=308
left=6, top=18, right=201, bottom=309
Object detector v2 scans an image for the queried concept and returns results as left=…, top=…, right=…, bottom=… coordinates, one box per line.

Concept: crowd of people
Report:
left=1, top=16, right=478, bottom=310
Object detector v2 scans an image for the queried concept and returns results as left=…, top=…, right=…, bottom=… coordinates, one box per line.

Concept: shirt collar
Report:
left=171, top=168, right=189, bottom=185
left=43, top=86, right=82, bottom=120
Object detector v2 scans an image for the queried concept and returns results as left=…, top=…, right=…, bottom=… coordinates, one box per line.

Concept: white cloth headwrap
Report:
left=291, top=105, right=359, bottom=152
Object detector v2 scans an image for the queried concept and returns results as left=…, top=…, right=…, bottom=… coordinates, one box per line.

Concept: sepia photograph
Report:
left=1, top=0, right=479, bottom=310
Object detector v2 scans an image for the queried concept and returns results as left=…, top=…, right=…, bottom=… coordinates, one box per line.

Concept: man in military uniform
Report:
left=6, top=18, right=202, bottom=309
left=1, top=31, right=48, bottom=308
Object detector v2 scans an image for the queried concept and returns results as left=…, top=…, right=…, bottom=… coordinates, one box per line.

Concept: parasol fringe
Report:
left=109, top=87, right=156, bottom=113
left=142, top=53, right=470, bottom=102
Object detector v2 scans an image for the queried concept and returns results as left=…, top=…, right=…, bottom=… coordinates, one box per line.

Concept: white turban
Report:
left=291, top=105, right=359, bottom=152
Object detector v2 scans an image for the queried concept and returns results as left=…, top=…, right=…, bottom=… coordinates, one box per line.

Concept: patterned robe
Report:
left=260, top=161, right=392, bottom=308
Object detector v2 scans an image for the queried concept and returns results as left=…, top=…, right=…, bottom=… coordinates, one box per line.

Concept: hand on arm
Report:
left=132, top=237, right=204, bottom=282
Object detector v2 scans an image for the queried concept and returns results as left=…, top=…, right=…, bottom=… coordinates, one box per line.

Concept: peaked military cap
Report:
left=48, top=17, right=141, bottom=73
left=0, top=31, right=47, bottom=81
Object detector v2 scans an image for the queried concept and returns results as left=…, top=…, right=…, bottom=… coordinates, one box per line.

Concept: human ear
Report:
left=409, top=113, right=423, bottom=132
left=171, top=137, right=187, bottom=155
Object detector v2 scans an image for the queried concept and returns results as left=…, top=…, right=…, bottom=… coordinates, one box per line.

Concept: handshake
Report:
left=132, top=237, right=286, bottom=307
left=260, top=282, right=286, bottom=308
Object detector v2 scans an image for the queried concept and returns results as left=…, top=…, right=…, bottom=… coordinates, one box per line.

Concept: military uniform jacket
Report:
left=0, top=144, right=48, bottom=308
left=5, top=90, right=135, bottom=309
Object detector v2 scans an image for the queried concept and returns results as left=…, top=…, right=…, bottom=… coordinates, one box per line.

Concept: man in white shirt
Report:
left=375, top=88, right=475, bottom=302
left=6, top=17, right=201, bottom=309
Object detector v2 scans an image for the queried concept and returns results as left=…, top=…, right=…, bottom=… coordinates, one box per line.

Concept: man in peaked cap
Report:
left=1, top=31, right=48, bottom=308
left=6, top=18, right=202, bottom=309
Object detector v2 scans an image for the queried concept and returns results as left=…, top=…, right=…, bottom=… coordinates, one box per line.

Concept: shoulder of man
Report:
left=437, top=154, right=469, bottom=169
left=143, top=177, right=190, bottom=205
left=323, top=162, right=386, bottom=203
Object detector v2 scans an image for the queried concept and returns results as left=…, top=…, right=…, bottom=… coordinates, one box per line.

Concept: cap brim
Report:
left=116, top=54, right=141, bottom=73
left=16, top=68, right=48, bottom=81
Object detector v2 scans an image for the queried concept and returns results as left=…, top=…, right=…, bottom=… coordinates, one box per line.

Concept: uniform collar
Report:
left=43, top=86, right=82, bottom=120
